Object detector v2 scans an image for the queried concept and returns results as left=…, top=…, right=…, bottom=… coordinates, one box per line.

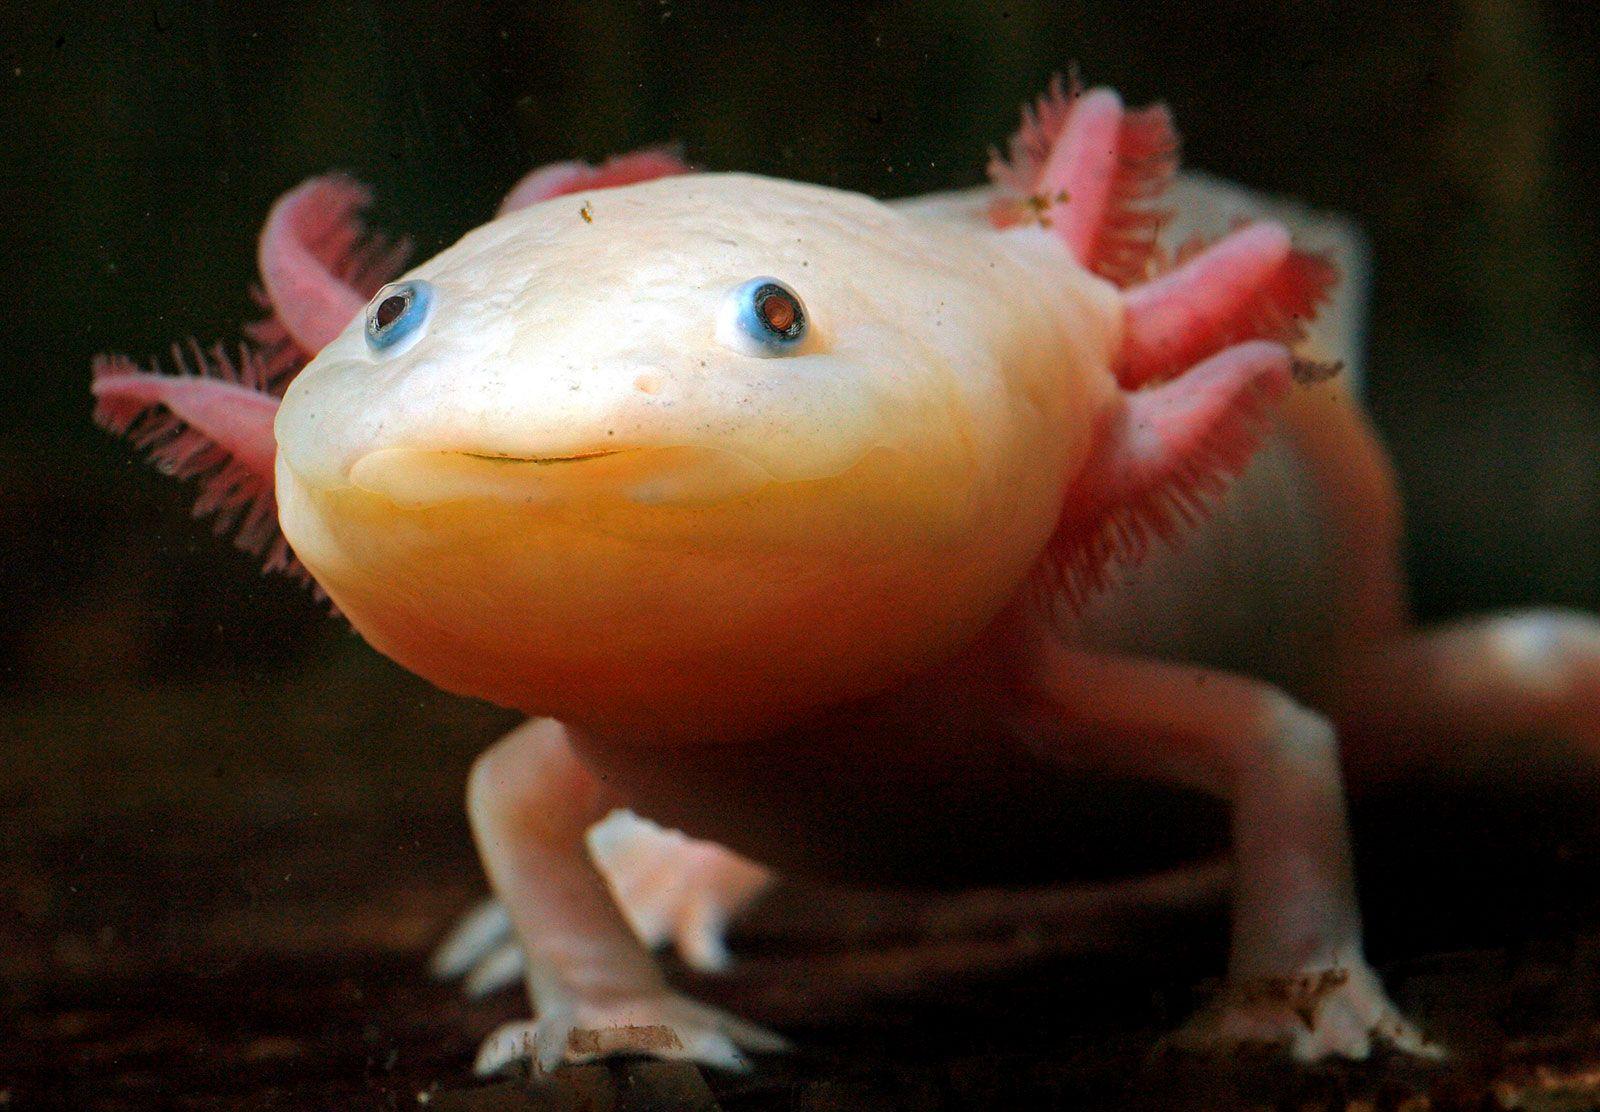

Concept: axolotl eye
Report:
left=365, top=279, right=434, bottom=354
left=716, top=277, right=809, bottom=357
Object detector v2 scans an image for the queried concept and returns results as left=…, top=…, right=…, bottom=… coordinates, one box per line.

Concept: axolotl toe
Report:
left=99, top=76, right=1600, bottom=1075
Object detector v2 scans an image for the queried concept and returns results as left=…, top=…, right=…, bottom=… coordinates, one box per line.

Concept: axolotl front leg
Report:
left=463, top=718, right=786, bottom=1075
left=1018, top=636, right=1429, bottom=1058
left=979, top=86, right=1432, bottom=1059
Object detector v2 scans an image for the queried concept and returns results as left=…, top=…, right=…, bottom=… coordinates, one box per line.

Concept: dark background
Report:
left=2, top=0, right=1598, bottom=1107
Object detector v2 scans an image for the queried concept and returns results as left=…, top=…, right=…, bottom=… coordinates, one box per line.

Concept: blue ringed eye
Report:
left=365, top=279, right=434, bottom=353
left=718, top=276, right=808, bottom=357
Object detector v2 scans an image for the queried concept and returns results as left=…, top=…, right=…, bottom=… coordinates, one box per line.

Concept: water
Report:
left=2, top=0, right=1597, bottom=1104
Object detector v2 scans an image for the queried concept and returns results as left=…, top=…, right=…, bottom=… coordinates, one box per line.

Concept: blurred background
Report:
left=1, top=0, right=1597, bottom=1105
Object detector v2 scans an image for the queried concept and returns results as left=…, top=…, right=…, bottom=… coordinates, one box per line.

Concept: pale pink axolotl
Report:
left=93, top=77, right=1600, bottom=1075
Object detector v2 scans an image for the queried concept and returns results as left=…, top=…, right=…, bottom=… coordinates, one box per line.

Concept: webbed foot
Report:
left=1170, top=958, right=1443, bottom=1062
left=474, top=992, right=789, bottom=1077
left=588, top=810, right=771, bottom=973
left=433, top=812, right=769, bottom=997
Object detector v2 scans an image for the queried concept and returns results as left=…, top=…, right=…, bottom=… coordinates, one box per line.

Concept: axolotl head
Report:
left=273, top=173, right=1120, bottom=737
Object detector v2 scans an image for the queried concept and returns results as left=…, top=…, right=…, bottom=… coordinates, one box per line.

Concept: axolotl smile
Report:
left=271, top=173, right=1119, bottom=733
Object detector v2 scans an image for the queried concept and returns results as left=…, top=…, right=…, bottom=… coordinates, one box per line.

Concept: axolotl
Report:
left=93, top=76, right=1600, bottom=1075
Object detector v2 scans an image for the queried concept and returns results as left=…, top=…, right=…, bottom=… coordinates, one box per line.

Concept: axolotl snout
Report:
left=97, top=78, right=1600, bottom=1076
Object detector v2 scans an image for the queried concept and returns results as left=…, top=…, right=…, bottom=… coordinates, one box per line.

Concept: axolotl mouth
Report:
left=462, top=450, right=626, bottom=464
left=345, top=444, right=784, bottom=508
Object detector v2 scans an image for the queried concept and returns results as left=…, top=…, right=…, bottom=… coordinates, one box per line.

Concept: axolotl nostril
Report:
left=94, top=74, right=1600, bottom=1076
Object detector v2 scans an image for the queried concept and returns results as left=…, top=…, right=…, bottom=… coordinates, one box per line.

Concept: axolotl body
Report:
left=94, top=78, right=1600, bottom=1075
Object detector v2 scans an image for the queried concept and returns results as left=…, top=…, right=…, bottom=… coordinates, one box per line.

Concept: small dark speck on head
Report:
left=607, top=429, right=615, bottom=436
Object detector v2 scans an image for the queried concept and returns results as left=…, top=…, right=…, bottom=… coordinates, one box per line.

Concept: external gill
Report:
left=990, top=75, right=1339, bottom=610
left=90, top=174, right=413, bottom=591
left=92, top=343, right=300, bottom=580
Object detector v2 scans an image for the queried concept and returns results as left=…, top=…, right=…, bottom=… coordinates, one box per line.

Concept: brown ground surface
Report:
left=8, top=691, right=1600, bottom=1112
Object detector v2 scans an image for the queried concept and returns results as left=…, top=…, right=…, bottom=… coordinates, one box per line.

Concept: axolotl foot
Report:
left=474, top=992, right=790, bottom=1077
left=587, top=810, right=773, bottom=973
left=1169, top=957, right=1443, bottom=1063
left=432, top=811, right=771, bottom=998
